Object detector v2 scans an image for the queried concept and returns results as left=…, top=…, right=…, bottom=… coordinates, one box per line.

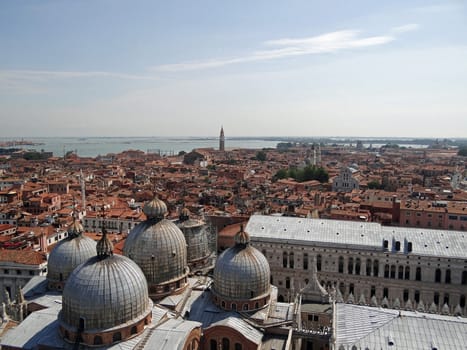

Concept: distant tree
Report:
left=277, top=142, right=294, bottom=149
left=24, top=152, right=47, bottom=160
left=368, top=180, right=383, bottom=189
left=178, top=150, right=186, bottom=156
left=255, top=150, right=267, bottom=161
left=458, top=145, right=467, bottom=156
left=274, top=165, right=328, bottom=183
left=275, top=169, right=288, bottom=180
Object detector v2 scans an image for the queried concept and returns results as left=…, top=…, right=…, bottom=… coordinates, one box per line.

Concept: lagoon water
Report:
left=0, top=137, right=282, bottom=158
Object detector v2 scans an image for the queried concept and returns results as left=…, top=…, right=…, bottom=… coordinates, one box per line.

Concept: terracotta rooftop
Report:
left=0, top=249, right=47, bottom=265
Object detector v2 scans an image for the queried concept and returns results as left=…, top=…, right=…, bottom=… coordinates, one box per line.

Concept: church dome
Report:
left=212, top=227, right=271, bottom=311
left=177, top=208, right=211, bottom=270
left=59, top=231, right=152, bottom=346
left=47, top=219, right=96, bottom=291
left=123, top=197, right=189, bottom=300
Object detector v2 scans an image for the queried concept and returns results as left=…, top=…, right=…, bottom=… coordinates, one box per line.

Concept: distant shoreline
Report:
left=0, top=136, right=463, bottom=158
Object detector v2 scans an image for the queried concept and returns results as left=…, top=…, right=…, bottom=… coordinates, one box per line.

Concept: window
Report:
left=339, top=282, right=345, bottom=294
left=435, top=269, right=441, bottom=283
left=355, top=258, right=361, bottom=275
left=390, top=265, right=396, bottom=279
left=398, top=266, right=404, bottom=279
left=444, top=293, right=449, bottom=305
left=371, top=286, right=376, bottom=297
left=349, top=283, right=354, bottom=295
left=222, top=338, right=230, bottom=350
left=373, top=260, right=379, bottom=276
left=303, top=253, right=308, bottom=270
left=232, top=303, right=237, bottom=311
left=366, top=259, right=372, bottom=276
left=243, top=304, right=248, bottom=311
left=395, top=241, right=401, bottom=251
left=462, top=271, right=467, bottom=285
left=416, top=267, right=422, bottom=281
left=210, top=340, right=217, bottom=350
left=434, top=292, right=440, bottom=305
left=460, top=295, right=466, bottom=308
left=16, top=270, right=21, bottom=275
left=235, top=343, right=242, bottom=350
left=415, top=290, right=420, bottom=303
left=403, top=289, right=409, bottom=302
left=348, top=257, right=354, bottom=274
left=317, top=254, right=322, bottom=271
left=383, top=288, right=389, bottom=298
left=445, top=269, right=451, bottom=284
left=286, top=277, right=290, bottom=289
left=338, top=256, right=344, bottom=273
left=283, top=252, right=288, bottom=268
left=289, top=252, right=294, bottom=268
left=112, top=332, right=122, bottom=342
left=3, top=269, right=9, bottom=274
left=407, top=242, right=413, bottom=253
left=404, top=266, right=410, bottom=280
left=94, top=336, right=103, bottom=345
left=384, top=264, right=390, bottom=278
left=448, top=215, right=458, bottom=220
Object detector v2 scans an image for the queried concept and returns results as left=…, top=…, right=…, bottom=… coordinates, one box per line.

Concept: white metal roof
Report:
left=336, top=303, right=467, bottom=349
left=246, top=215, right=467, bottom=258
left=142, top=318, right=202, bottom=350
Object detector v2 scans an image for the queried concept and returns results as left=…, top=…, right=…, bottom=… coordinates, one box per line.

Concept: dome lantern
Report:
left=143, top=195, right=167, bottom=221
left=96, top=222, right=113, bottom=259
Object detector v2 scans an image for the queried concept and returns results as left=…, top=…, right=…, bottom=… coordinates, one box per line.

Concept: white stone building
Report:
left=0, top=250, right=47, bottom=305
left=332, top=167, right=360, bottom=192
left=246, top=215, right=467, bottom=316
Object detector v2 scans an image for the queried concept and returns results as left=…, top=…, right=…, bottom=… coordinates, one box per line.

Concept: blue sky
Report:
left=0, top=0, right=466, bottom=137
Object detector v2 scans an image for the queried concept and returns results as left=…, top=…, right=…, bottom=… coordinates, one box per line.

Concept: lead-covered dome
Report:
left=47, top=217, right=96, bottom=291
left=59, top=231, right=152, bottom=346
left=123, top=196, right=189, bottom=300
left=212, top=227, right=271, bottom=311
left=177, top=208, right=211, bottom=271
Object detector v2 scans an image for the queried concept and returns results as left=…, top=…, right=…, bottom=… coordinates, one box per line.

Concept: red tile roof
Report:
left=0, top=249, right=47, bottom=265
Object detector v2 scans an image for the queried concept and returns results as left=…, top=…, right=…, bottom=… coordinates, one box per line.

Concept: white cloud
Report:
left=154, top=29, right=397, bottom=72
left=391, top=23, right=420, bottom=34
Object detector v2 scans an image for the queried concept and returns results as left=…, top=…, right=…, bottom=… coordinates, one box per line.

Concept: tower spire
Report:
left=80, top=169, right=86, bottom=215
left=219, top=126, right=225, bottom=152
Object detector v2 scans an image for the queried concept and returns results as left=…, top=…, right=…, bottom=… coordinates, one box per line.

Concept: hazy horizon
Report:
left=1, top=1, right=466, bottom=138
